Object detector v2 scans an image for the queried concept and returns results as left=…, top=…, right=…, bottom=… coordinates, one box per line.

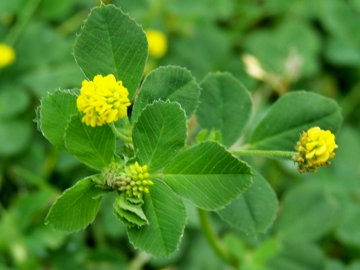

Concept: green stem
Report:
left=129, top=251, right=151, bottom=270
left=10, top=166, right=51, bottom=190
left=232, top=149, right=297, bottom=159
left=198, top=209, right=238, bottom=267
left=57, top=11, right=88, bottom=36
left=110, top=123, right=132, bottom=143
left=5, top=0, right=42, bottom=45
left=43, top=147, right=59, bottom=181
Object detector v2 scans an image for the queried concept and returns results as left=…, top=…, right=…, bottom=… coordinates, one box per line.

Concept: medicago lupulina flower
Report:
left=77, top=74, right=131, bottom=127
left=293, top=126, right=338, bottom=173
left=146, top=29, right=168, bottom=59
left=119, top=162, right=154, bottom=199
left=0, top=43, right=16, bottom=68
left=103, top=162, right=154, bottom=199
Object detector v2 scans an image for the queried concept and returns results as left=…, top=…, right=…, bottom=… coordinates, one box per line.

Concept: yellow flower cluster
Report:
left=117, top=162, right=154, bottom=199
left=294, top=126, right=338, bottom=172
left=0, top=43, right=16, bottom=68
left=77, top=74, right=131, bottom=127
left=146, top=29, right=168, bottom=59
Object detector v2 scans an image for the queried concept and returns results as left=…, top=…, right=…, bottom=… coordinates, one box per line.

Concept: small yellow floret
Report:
left=293, top=126, right=338, bottom=173
left=146, top=29, right=168, bottom=59
left=117, top=162, right=154, bottom=198
left=0, top=43, right=16, bottom=68
left=76, top=74, right=131, bottom=127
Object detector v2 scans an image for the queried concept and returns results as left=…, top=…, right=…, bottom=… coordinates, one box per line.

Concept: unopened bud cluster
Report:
left=103, top=162, right=154, bottom=198
left=115, top=162, right=154, bottom=198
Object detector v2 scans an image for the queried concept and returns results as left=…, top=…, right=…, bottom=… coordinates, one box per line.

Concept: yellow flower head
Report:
left=77, top=74, right=131, bottom=127
left=0, top=43, right=16, bottom=68
left=117, top=162, right=154, bottom=199
left=293, top=126, right=338, bottom=173
left=146, top=29, right=168, bottom=59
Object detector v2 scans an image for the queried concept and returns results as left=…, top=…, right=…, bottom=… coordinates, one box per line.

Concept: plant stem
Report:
left=57, top=11, right=88, bottom=36
left=232, top=149, right=297, bottom=159
left=43, top=147, right=59, bottom=181
left=10, top=166, right=51, bottom=190
left=129, top=251, right=151, bottom=270
left=110, top=123, right=132, bottom=143
left=198, top=209, right=238, bottom=267
left=5, top=0, right=42, bottom=45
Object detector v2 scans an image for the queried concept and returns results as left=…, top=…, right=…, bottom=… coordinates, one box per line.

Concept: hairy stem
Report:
left=198, top=209, right=238, bottom=267
left=129, top=251, right=151, bottom=270
left=110, top=123, right=132, bottom=143
left=57, top=11, right=88, bottom=36
left=232, top=149, right=297, bottom=159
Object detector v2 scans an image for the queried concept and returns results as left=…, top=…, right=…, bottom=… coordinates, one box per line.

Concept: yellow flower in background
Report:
left=77, top=74, right=131, bottom=127
left=293, top=126, right=338, bottom=173
left=146, top=29, right=168, bottom=59
left=0, top=43, right=16, bottom=68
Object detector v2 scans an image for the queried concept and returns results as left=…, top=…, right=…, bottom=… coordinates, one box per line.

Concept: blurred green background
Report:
left=0, top=0, right=359, bottom=269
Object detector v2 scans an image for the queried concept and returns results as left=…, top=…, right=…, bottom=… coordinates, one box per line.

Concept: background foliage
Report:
left=0, top=0, right=359, bottom=269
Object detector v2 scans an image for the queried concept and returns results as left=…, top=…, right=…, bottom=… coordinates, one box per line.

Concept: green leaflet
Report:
left=74, top=5, right=148, bottom=97
left=0, top=118, right=32, bottom=156
left=131, top=66, right=201, bottom=123
left=268, top=241, right=326, bottom=270
left=132, top=101, right=187, bottom=172
left=224, top=234, right=281, bottom=269
left=113, top=194, right=148, bottom=227
left=128, top=179, right=186, bottom=256
left=197, top=72, right=252, bottom=147
left=0, top=85, right=30, bottom=120
left=276, top=182, right=339, bottom=242
left=318, top=0, right=360, bottom=67
left=46, top=176, right=104, bottom=232
left=217, top=171, right=278, bottom=234
left=163, top=142, right=253, bottom=210
left=39, top=89, right=78, bottom=149
left=249, top=91, right=342, bottom=150
left=336, top=202, right=360, bottom=246
left=64, top=115, right=115, bottom=170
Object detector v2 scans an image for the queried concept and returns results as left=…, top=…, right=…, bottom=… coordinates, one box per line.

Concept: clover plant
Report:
left=37, top=4, right=342, bottom=266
